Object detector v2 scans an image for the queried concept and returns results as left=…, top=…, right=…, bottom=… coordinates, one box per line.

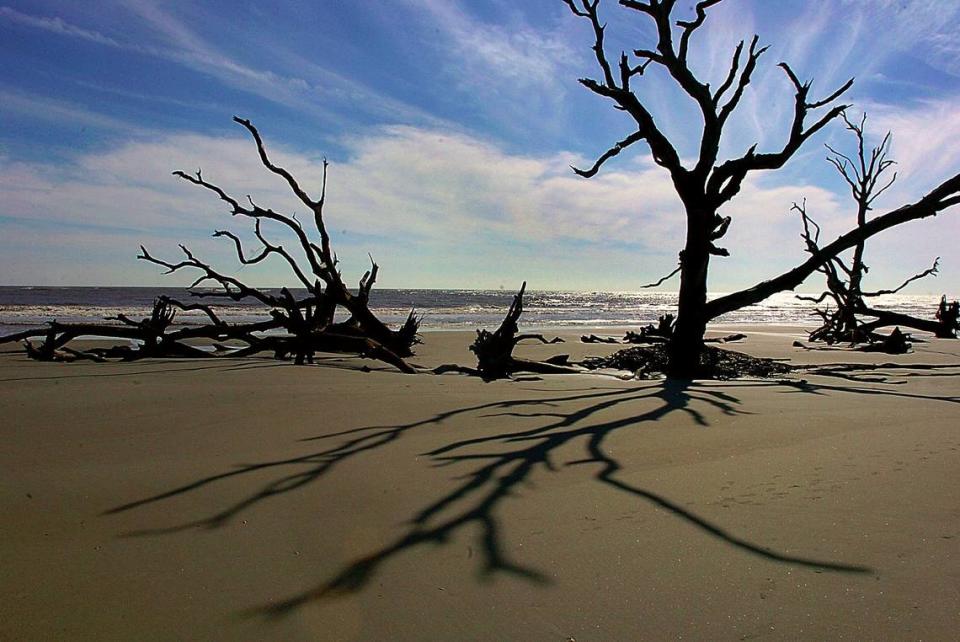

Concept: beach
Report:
left=2, top=326, right=958, bottom=640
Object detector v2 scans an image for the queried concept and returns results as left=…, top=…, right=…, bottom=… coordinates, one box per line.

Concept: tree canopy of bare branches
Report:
left=2, top=118, right=421, bottom=372
left=563, top=0, right=960, bottom=376
left=794, top=113, right=957, bottom=343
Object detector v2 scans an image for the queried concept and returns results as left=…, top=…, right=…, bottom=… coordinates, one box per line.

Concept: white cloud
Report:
left=864, top=99, right=960, bottom=194
left=2, top=114, right=957, bottom=290
left=0, top=124, right=693, bottom=288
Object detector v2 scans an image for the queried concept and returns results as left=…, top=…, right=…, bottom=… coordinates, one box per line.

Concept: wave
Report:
left=0, top=287, right=946, bottom=334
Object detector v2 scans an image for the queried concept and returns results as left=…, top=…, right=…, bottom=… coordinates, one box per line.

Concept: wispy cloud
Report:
left=406, top=0, right=573, bottom=88
left=0, top=86, right=148, bottom=133
left=0, top=5, right=122, bottom=47
left=1, top=3, right=307, bottom=106
left=838, top=0, right=960, bottom=70
left=110, top=0, right=318, bottom=109
left=68, top=79, right=226, bottom=113
left=0, top=2, right=439, bottom=130
left=927, top=31, right=960, bottom=76
left=861, top=98, right=960, bottom=194
left=398, top=0, right=578, bottom=139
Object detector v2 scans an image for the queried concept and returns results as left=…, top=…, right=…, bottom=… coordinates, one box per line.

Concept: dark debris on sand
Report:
left=580, top=344, right=792, bottom=380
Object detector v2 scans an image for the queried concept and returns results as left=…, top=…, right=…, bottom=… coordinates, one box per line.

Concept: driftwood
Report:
left=581, top=334, right=620, bottom=344
left=624, top=314, right=675, bottom=344
left=436, top=282, right=578, bottom=380
left=582, top=316, right=744, bottom=347
left=4, top=297, right=419, bottom=374
left=704, top=333, right=747, bottom=344
left=0, top=118, right=420, bottom=373
left=855, top=327, right=911, bottom=354
left=470, top=282, right=576, bottom=379
left=794, top=327, right=915, bottom=355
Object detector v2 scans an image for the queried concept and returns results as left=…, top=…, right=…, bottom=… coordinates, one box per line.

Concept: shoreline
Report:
left=2, top=326, right=959, bottom=639
left=0, top=288, right=945, bottom=337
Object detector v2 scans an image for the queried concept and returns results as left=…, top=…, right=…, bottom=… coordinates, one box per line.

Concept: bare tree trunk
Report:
left=669, top=213, right=711, bottom=378
left=841, top=238, right=867, bottom=338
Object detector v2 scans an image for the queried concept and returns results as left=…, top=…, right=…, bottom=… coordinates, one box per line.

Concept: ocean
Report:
left=0, top=286, right=946, bottom=336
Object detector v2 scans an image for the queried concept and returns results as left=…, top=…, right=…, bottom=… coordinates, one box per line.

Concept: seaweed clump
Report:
left=580, top=344, right=791, bottom=380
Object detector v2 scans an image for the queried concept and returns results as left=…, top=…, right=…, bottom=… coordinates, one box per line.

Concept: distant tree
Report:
left=563, top=0, right=960, bottom=377
left=794, top=113, right=957, bottom=342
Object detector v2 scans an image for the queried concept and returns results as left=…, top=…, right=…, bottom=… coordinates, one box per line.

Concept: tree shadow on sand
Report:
left=252, top=377, right=891, bottom=617
left=96, top=362, right=960, bottom=617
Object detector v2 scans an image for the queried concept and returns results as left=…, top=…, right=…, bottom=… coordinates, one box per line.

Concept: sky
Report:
left=2, top=0, right=960, bottom=294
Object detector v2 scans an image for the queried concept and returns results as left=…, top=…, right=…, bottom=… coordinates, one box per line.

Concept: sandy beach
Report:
left=1, top=325, right=958, bottom=640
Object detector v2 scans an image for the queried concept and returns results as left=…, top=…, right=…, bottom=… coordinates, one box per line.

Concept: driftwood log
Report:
left=581, top=334, right=619, bottom=344
left=624, top=314, right=675, bottom=344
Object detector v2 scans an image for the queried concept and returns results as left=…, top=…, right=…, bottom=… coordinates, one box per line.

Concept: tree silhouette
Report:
left=563, top=0, right=960, bottom=376
left=1, top=118, right=420, bottom=371
left=794, top=114, right=957, bottom=342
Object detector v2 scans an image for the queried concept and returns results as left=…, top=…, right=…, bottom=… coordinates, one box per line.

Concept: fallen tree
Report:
left=793, top=113, right=957, bottom=343
left=0, top=117, right=420, bottom=373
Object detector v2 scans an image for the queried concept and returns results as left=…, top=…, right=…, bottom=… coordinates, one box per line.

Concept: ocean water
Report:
left=0, top=286, right=946, bottom=335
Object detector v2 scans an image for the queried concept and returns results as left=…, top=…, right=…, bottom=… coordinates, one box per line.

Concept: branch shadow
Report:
left=104, top=390, right=542, bottom=533
left=253, top=378, right=879, bottom=617
left=101, top=365, right=960, bottom=619
left=0, top=354, right=393, bottom=383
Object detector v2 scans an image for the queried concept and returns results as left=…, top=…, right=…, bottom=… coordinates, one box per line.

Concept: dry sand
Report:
left=1, top=326, right=958, bottom=640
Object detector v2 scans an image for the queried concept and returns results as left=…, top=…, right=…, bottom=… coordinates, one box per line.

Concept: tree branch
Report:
left=641, top=263, right=681, bottom=288
left=707, top=65, right=853, bottom=206
left=173, top=169, right=326, bottom=279
left=233, top=116, right=318, bottom=210
left=572, top=130, right=645, bottom=177
left=138, top=244, right=282, bottom=309
left=676, top=0, right=724, bottom=63
left=861, top=258, right=939, bottom=297
left=706, top=172, right=960, bottom=320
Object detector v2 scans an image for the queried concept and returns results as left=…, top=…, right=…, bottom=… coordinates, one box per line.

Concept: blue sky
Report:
left=2, top=0, right=960, bottom=293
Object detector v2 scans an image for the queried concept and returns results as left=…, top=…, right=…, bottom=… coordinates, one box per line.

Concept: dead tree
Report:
left=1, top=118, right=420, bottom=373
left=160, top=117, right=420, bottom=356
left=438, top=282, right=577, bottom=380
left=795, top=113, right=955, bottom=343
left=563, top=0, right=960, bottom=377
